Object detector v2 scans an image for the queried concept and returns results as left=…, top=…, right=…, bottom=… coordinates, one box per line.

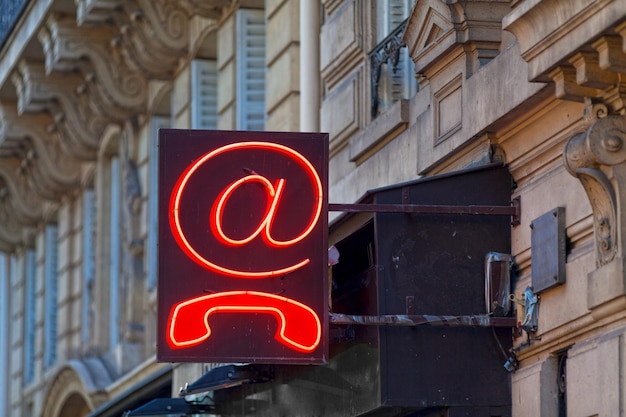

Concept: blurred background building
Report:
left=0, top=0, right=625, bottom=416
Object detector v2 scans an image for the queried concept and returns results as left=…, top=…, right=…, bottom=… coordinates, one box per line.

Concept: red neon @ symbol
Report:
left=167, top=291, right=322, bottom=353
left=169, top=141, right=323, bottom=278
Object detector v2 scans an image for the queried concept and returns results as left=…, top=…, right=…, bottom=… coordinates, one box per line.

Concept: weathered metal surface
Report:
left=329, top=199, right=521, bottom=225
left=330, top=313, right=517, bottom=327
left=531, top=207, right=566, bottom=292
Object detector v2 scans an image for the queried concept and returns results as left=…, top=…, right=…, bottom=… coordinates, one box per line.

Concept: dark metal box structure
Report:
left=329, top=164, right=513, bottom=416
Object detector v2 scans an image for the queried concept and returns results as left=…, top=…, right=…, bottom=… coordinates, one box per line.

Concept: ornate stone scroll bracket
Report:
left=0, top=158, right=47, bottom=227
left=76, top=0, right=123, bottom=26
left=39, top=14, right=148, bottom=121
left=564, top=102, right=626, bottom=268
left=11, top=61, right=110, bottom=161
left=108, top=0, right=190, bottom=79
left=0, top=103, right=82, bottom=200
left=178, top=0, right=231, bottom=19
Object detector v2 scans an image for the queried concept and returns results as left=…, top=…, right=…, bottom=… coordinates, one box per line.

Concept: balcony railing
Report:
left=369, top=18, right=416, bottom=118
left=0, top=0, right=29, bottom=48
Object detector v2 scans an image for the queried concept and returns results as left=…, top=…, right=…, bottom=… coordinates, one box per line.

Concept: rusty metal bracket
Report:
left=329, top=199, right=521, bottom=226
left=329, top=313, right=517, bottom=328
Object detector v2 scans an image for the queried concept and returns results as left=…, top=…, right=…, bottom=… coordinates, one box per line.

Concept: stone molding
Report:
left=403, top=0, right=511, bottom=78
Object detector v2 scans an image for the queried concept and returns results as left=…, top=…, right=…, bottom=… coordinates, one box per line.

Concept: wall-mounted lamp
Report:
left=485, top=252, right=514, bottom=316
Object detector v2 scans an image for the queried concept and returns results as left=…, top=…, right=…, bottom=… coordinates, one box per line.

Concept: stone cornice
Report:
left=504, top=0, right=626, bottom=82
left=530, top=20, right=626, bottom=115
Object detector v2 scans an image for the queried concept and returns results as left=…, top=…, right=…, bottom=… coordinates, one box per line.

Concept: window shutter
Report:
left=236, top=9, right=266, bottom=131
left=82, top=189, right=95, bottom=344
left=23, top=249, right=36, bottom=385
left=191, top=60, right=218, bottom=130
left=376, top=0, right=417, bottom=112
left=43, top=225, right=58, bottom=369
left=148, top=117, right=170, bottom=290
left=0, top=255, right=6, bottom=413
left=109, top=156, right=121, bottom=349
left=389, top=0, right=412, bottom=101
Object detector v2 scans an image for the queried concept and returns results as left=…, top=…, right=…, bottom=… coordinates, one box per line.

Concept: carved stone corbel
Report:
left=564, top=102, right=626, bottom=267
left=76, top=0, right=123, bottom=26
left=546, top=31, right=626, bottom=114
left=39, top=15, right=148, bottom=121
left=0, top=156, right=46, bottom=226
left=109, top=0, right=190, bottom=79
left=178, top=0, right=231, bottom=19
left=11, top=61, right=110, bottom=161
left=0, top=103, right=81, bottom=200
left=0, top=180, right=25, bottom=252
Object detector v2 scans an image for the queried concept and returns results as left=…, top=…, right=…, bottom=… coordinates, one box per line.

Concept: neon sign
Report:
left=158, top=130, right=329, bottom=364
left=169, top=142, right=324, bottom=278
left=167, top=291, right=322, bottom=352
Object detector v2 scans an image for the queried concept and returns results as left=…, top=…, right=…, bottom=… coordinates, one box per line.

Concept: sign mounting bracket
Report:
left=329, top=196, right=521, bottom=226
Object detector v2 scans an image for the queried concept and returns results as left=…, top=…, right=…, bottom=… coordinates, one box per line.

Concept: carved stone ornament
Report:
left=402, top=0, right=511, bottom=77
left=178, top=0, right=230, bottom=19
left=0, top=179, right=24, bottom=251
left=11, top=61, right=110, bottom=161
left=0, top=156, right=46, bottom=226
left=76, top=0, right=123, bottom=26
left=39, top=15, right=148, bottom=121
left=109, top=0, right=190, bottom=79
left=564, top=102, right=626, bottom=266
left=0, top=103, right=81, bottom=199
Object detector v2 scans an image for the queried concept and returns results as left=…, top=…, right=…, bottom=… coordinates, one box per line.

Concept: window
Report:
left=191, top=60, right=218, bottom=130
left=371, top=0, right=417, bottom=117
left=43, top=225, right=58, bottom=369
left=82, top=189, right=95, bottom=344
left=236, top=9, right=266, bottom=131
left=23, top=248, right=36, bottom=385
left=109, top=156, right=121, bottom=349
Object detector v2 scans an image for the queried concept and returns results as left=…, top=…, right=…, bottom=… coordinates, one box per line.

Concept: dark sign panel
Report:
left=157, top=129, right=329, bottom=364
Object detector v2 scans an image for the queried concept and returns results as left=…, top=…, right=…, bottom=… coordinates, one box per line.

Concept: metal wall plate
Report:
left=531, top=207, right=566, bottom=292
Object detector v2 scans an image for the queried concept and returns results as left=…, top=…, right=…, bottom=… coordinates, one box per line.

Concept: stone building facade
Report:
left=0, top=0, right=625, bottom=416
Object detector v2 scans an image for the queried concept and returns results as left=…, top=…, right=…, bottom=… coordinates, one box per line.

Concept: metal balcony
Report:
left=0, top=0, right=29, bottom=48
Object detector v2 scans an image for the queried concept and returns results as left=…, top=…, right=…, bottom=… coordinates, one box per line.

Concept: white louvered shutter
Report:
left=148, top=116, right=170, bottom=290
left=82, top=189, right=95, bottom=344
left=0, top=254, right=7, bottom=411
left=23, top=249, right=35, bottom=385
left=109, top=156, right=121, bottom=349
left=43, top=225, right=58, bottom=369
left=377, top=0, right=417, bottom=111
left=389, top=0, right=413, bottom=101
left=191, top=60, right=218, bottom=130
left=236, top=9, right=266, bottom=131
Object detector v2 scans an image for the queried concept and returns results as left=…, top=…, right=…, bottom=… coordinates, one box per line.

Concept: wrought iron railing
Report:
left=369, top=18, right=411, bottom=118
left=0, top=0, right=29, bottom=49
